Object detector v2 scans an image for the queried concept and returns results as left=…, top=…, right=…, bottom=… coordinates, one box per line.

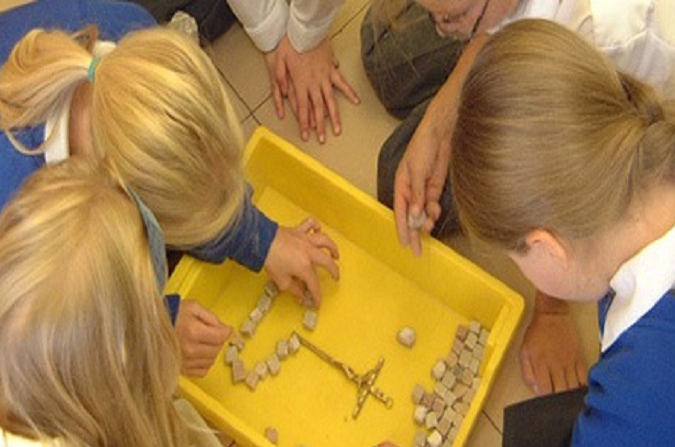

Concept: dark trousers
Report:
left=503, top=387, right=587, bottom=447
left=360, top=2, right=464, bottom=237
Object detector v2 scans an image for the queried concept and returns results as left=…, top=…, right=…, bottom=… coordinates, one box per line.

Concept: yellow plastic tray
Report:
left=166, top=127, right=524, bottom=447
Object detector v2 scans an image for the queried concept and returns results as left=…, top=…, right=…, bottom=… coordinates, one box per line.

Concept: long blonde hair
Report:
left=451, top=19, right=675, bottom=252
left=0, top=158, right=186, bottom=447
left=0, top=26, right=245, bottom=247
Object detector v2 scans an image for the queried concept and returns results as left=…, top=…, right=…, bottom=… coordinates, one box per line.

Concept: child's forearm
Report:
left=423, top=33, right=491, bottom=145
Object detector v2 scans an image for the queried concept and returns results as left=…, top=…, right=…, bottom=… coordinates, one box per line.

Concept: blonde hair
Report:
left=0, top=158, right=186, bottom=447
left=450, top=19, right=675, bottom=252
left=0, top=26, right=245, bottom=247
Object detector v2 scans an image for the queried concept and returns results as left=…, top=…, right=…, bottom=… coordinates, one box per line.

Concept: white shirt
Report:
left=492, top=0, right=675, bottom=98
left=226, top=0, right=344, bottom=53
left=601, top=223, right=675, bottom=351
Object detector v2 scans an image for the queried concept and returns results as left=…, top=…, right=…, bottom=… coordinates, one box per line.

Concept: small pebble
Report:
left=254, top=361, right=268, bottom=380
left=245, top=371, right=259, bottom=390
left=264, top=280, right=279, bottom=298
left=407, top=210, right=426, bottom=230
left=479, top=328, right=490, bottom=346
left=411, top=384, right=425, bottom=404
left=264, top=427, right=278, bottom=445
left=414, top=431, right=426, bottom=447
left=258, top=294, right=272, bottom=314
left=468, top=320, right=481, bottom=334
left=250, top=308, right=263, bottom=323
left=465, top=332, right=478, bottom=349
left=303, top=310, right=318, bottom=331
left=229, top=332, right=245, bottom=350
left=425, top=412, right=438, bottom=430
left=432, top=360, right=447, bottom=380
left=276, top=339, right=289, bottom=360
left=224, top=345, right=238, bottom=365
left=231, top=360, right=246, bottom=384
left=288, top=333, right=301, bottom=354
left=240, top=319, right=256, bottom=337
left=413, top=405, right=428, bottom=425
left=397, top=326, right=416, bottom=348
left=427, top=430, right=443, bottom=447
left=456, top=325, right=468, bottom=341
left=267, top=354, right=281, bottom=376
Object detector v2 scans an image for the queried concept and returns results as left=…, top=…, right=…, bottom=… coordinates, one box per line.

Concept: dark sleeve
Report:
left=165, top=293, right=181, bottom=325
left=187, top=186, right=279, bottom=272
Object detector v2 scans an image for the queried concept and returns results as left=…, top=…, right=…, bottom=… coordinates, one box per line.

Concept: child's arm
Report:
left=187, top=187, right=339, bottom=306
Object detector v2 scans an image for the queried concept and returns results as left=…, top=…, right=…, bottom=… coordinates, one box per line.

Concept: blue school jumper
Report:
left=572, top=290, right=675, bottom=445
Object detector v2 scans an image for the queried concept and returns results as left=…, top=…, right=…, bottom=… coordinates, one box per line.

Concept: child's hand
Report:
left=264, top=217, right=340, bottom=308
left=175, top=299, right=232, bottom=377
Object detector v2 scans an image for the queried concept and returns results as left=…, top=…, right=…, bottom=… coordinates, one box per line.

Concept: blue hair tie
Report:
left=87, top=57, right=100, bottom=83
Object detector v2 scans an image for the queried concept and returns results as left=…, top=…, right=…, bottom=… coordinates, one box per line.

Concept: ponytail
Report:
left=0, top=27, right=96, bottom=154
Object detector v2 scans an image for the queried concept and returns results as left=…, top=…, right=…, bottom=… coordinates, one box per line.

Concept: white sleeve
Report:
left=227, top=0, right=289, bottom=52
left=591, top=0, right=675, bottom=98
left=287, top=0, right=345, bottom=52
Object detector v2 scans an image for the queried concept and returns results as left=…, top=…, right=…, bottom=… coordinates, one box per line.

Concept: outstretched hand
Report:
left=265, top=35, right=360, bottom=143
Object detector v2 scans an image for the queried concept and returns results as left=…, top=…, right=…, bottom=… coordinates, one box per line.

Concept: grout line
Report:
left=329, top=1, right=371, bottom=39
left=204, top=43, right=255, bottom=118
left=482, top=410, right=503, bottom=435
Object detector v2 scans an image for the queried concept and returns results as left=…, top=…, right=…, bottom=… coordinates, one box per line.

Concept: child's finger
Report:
left=520, top=352, right=538, bottom=394
left=565, top=365, right=580, bottom=391
left=576, top=360, right=588, bottom=386
left=309, top=247, right=340, bottom=281
left=322, top=81, right=341, bottom=136
left=331, top=70, right=360, bottom=105
left=297, top=268, right=322, bottom=308
left=299, top=217, right=321, bottom=233
left=308, top=232, right=339, bottom=259
left=271, top=81, right=285, bottom=120
left=551, top=365, right=568, bottom=393
left=192, top=303, right=229, bottom=330
left=409, top=228, right=422, bottom=257
left=183, top=342, right=222, bottom=361
left=309, top=86, right=326, bottom=143
left=393, top=181, right=412, bottom=247
left=297, top=92, right=310, bottom=141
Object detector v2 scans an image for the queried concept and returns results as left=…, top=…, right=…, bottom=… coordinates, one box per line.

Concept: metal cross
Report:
left=292, top=331, right=394, bottom=419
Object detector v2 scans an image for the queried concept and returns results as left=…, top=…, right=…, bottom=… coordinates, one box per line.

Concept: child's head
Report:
left=451, top=19, right=675, bottom=301
left=369, top=0, right=494, bottom=40
left=0, top=158, right=185, bottom=446
left=0, top=26, right=245, bottom=247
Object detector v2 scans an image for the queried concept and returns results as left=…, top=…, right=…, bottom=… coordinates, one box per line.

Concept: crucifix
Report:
left=292, top=331, right=394, bottom=419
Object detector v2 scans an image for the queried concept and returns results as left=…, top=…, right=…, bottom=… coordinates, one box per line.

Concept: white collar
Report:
left=43, top=40, right=117, bottom=164
left=43, top=93, right=72, bottom=165
left=602, top=223, right=675, bottom=351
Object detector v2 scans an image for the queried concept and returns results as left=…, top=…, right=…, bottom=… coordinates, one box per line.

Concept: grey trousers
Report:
left=360, top=2, right=464, bottom=237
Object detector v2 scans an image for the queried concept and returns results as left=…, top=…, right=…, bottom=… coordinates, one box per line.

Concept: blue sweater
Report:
left=0, top=0, right=278, bottom=273
left=572, top=290, right=675, bottom=445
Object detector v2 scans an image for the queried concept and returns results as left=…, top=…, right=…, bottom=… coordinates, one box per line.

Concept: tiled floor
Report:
left=208, top=2, right=602, bottom=446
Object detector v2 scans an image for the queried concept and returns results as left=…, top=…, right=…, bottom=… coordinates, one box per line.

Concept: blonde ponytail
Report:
left=0, top=28, right=93, bottom=154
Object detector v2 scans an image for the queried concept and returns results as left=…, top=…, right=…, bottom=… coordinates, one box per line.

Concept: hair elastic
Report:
left=87, top=57, right=100, bottom=83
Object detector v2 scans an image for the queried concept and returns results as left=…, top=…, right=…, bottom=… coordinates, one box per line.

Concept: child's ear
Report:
left=523, top=229, right=569, bottom=268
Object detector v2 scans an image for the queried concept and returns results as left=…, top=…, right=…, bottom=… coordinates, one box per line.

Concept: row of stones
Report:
left=410, top=320, right=490, bottom=447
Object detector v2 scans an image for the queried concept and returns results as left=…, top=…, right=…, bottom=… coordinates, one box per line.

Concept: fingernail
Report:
left=319, top=134, right=325, bottom=144
left=302, top=131, right=309, bottom=141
